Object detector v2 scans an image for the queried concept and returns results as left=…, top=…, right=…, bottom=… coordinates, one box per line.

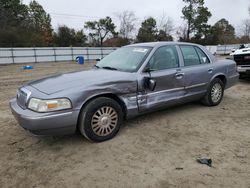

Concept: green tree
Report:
left=54, top=26, right=75, bottom=47
left=137, top=17, right=173, bottom=42
left=157, top=30, right=173, bottom=41
left=182, top=0, right=212, bottom=41
left=137, top=17, right=158, bottom=42
left=0, top=0, right=28, bottom=28
left=54, top=26, right=87, bottom=47
left=208, top=19, right=235, bottom=44
left=28, top=0, right=53, bottom=46
left=85, top=17, right=117, bottom=46
left=0, top=0, right=54, bottom=47
left=0, top=0, right=30, bottom=46
left=74, top=30, right=87, bottom=46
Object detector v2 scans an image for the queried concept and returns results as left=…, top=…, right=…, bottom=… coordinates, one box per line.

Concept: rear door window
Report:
left=195, top=47, right=210, bottom=64
left=180, top=45, right=200, bottom=66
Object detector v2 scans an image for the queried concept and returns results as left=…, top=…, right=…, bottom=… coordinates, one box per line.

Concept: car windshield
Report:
left=96, top=46, right=152, bottom=72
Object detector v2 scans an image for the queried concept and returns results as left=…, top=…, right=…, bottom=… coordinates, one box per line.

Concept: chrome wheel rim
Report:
left=211, top=83, right=222, bottom=103
left=91, top=106, right=118, bottom=136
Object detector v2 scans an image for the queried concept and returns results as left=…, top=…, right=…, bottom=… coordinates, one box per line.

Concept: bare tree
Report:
left=239, top=6, right=250, bottom=38
left=116, top=11, right=137, bottom=39
left=241, top=19, right=250, bottom=37
left=176, top=23, right=188, bottom=41
left=157, top=12, right=174, bottom=36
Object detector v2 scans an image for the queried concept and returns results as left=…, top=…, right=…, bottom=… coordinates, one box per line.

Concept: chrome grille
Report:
left=17, top=88, right=31, bottom=109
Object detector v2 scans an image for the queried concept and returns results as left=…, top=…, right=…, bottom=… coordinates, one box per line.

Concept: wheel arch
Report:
left=77, top=93, right=127, bottom=129
left=211, top=74, right=227, bottom=88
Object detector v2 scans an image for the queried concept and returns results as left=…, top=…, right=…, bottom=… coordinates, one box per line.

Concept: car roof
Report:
left=126, top=41, right=202, bottom=48
left=125, top=41, right=216, bottom=62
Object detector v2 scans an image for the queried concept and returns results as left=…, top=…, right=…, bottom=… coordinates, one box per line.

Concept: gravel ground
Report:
left=0, top=61, right=249, bottom=188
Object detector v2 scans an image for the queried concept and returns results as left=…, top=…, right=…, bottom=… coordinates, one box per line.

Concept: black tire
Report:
left=201, top=78, right=224, bottom=106
left=78, top=97, right=123, bottom=142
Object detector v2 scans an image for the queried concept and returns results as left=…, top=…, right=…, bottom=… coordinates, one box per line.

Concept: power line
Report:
left=50, top=13, right=103, bottom=19
left=49, top=12, right=151, bottom=24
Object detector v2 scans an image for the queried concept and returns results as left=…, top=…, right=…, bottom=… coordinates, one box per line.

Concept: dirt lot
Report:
left=0, top=61, right=250, bottom=188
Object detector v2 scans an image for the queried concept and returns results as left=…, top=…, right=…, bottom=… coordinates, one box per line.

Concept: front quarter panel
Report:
left=61, top=73, right=139, bottom=118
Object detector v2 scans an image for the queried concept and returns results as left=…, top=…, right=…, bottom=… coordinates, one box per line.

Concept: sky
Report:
left=22, top=0, right=250, bottom=36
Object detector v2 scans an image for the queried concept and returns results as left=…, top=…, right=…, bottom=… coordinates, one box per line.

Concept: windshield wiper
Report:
left=101, top=66, right=118, bottom=70
left=94, top=65, right=100, bottom=69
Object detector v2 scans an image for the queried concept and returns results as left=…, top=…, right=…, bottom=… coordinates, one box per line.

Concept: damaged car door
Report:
left=138, top=45, right=185, bottom=111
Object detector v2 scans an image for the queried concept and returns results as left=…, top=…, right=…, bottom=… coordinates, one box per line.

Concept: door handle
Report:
left=208, top=68, right=213, bottom=74
left=175, top=72, right=184, bottom=79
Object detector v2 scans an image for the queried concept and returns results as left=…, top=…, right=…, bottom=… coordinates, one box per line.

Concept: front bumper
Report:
left=237, top=66, right=250, bottom=76
left=10, top=98, right=79, bottom=136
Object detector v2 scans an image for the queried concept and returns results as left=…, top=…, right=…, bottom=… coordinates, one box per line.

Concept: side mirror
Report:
left=144, top=66, right=150, bottom=72
left=144, top=66, right=153, bottom=73
left=145, top=78, right=156, bottom=91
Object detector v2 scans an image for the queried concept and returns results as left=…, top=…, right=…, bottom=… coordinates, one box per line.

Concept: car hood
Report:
left=28, top=68, right=136, bottom=95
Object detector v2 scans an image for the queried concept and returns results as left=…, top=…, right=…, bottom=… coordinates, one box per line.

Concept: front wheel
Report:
left=201, top=78, right=224, bottom=106
left=78, top=97, right=123, bottom=142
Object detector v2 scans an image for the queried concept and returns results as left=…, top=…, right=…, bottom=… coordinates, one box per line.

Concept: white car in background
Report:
left=231, top=45, right=250, bottom=78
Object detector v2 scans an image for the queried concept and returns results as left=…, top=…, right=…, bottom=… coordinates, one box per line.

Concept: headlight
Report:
left=28, top=98, right=72, bottom=112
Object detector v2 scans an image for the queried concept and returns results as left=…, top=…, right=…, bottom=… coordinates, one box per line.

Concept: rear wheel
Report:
left=79, top=97, right=123, bottom=142
left=201, top=78, right=224, bottom=106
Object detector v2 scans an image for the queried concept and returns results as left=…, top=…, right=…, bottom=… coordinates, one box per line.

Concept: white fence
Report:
left=0, top=44, right=243, bottom=65
left=0, top=47, right=117, bottom=65
left=205, top=45, right=217, bottom=55
left=216, top=44, right=241, bottom=55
